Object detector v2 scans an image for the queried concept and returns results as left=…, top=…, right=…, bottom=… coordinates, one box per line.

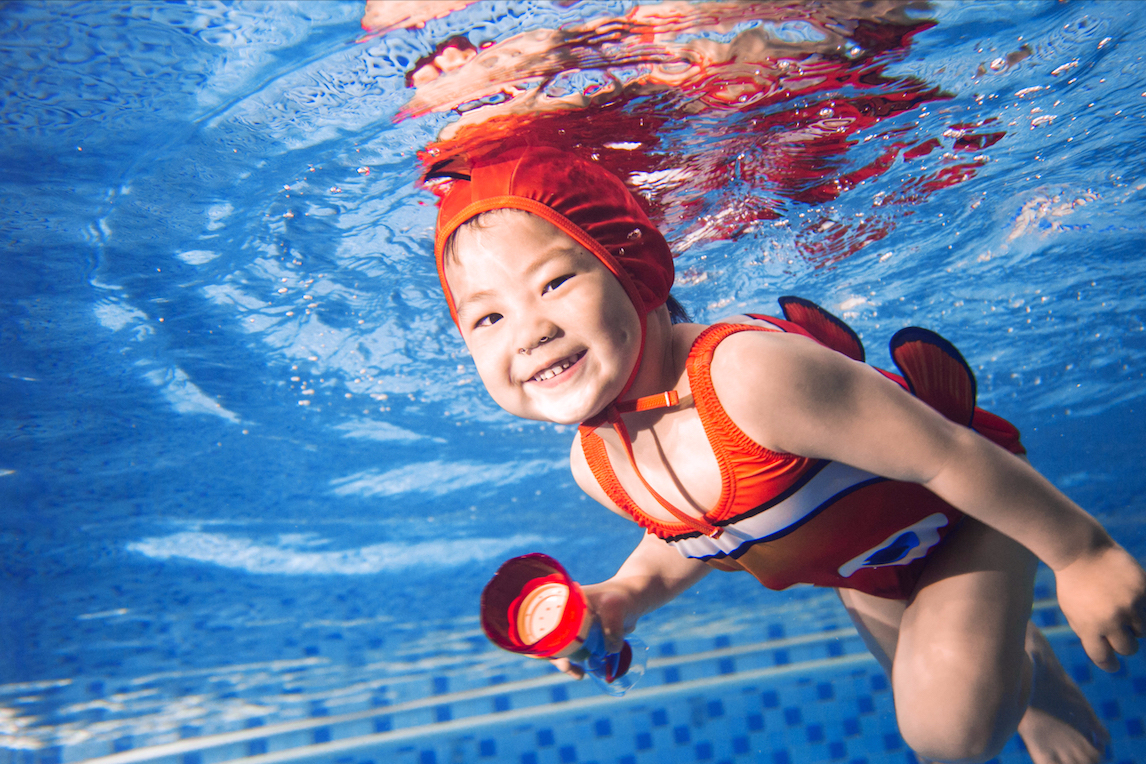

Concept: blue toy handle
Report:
left=570, top=622, right=648, bottom=697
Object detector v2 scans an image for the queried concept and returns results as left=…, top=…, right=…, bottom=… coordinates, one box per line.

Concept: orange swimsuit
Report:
left=579, top=315, right=1025, bottom=600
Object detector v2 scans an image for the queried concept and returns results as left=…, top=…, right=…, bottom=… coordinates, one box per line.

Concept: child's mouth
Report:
left=529, top=351, right=586, bottom=383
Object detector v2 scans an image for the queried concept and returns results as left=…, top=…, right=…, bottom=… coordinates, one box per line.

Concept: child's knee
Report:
left=897, top=711, right=1008, bottom=763
left=894, top=674, right=1025, bottom=763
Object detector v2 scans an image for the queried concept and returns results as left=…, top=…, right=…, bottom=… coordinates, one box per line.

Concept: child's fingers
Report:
left=1082, top=633, right=1120, bottom=673
left=550, top=657, right=584, bottom=679
left=1106, top=622, right=1140, bottom=657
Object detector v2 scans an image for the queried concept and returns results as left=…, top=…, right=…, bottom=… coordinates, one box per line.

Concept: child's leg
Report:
left=838, top=517, right=1106, bottom=764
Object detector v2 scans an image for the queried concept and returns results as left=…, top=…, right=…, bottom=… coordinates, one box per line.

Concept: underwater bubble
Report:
left=627, top=229, right=642, bottom=240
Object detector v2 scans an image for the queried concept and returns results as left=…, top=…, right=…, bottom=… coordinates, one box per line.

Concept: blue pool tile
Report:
left=494, top=695, right=511, bottom=712
left=1101, top=699, right=1121, bottom=720
left=419, top=751, right=436, bottom=764
left=827, top=641, right=844, bottom=657
left=771, top=749, right=791, bottom=764
left=538, top=729, right=555, bottom=747
left=816, top=682, right=834, bottom=700
left=248, top=739, right=267, bottom=756
left=674, top=725, right=691, bottom=744
left=179, top=754, right=199, bottom=764
left=733, top=736, right=750, bottom=754
left=707, top=699, right=724, bottom=718
left=660, top=642, right=677, bottom=656
left=310, top=701, right=329, bottom=717
left=489, top=674, right=506, bottom=685
left=718, top=657, right=736, bottom=674
left=773, top=649, right=790, bottom=666
left=746, top=713, right=764, bottom=732
left=521, top=754, right=537, bottom=764
left=594, top=718, right=612, bottom=737
left=857, top=696, right=875, bottom=714
left=883, top=733, right=903, bottom=752
left=432, top=676, right=449, bottom=694
left=112, top=737, right=132, bottom=753
left=1133, top=677, right=1146, bottom=694
left=479, top=739, right=496, bottom=757
left=245, top=718, right=265, bottom=728
left=373, top=716, right=391, bottom=733
left=652, top=709, right=669, bottom=726
left=843, top=717, right=861, bottom=736
left=870, top=674, right=889, bottom=693
left=1071, top=663, right=1092, bottom=684
left=551, top=685, right=569, bottom=702
left=313, top=727, right=331, bottom=744
left=178, top=725, right=199, bottom=739
left=558, top=745, right=577, bottom=763
left=636, top=732, right=653, bottom=751
left=434, top=705, right=451, bottom=722
left=620, top=757, right=636, bottom=764
left=1036, top=609, right=1059, bottom=627
left=807, top=724, right=824, bottom=743
left=783, top=707, right=802, bottom=726
left=715, top=635, right=731, bottom=649
left=1126, top=717, right=1143, bottom=737
left=829, top=741, right=847, bottom=759
left=762, top=690, right=779, bottom=708
left=664, top=666, right=681, bottom=683
left=696, top=741, right=714, bottom=760
left=768, top=624, right=785, bottom=639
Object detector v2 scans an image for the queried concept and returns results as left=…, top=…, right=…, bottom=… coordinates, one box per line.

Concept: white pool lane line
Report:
left=82, top=600, right=1072, bottom=764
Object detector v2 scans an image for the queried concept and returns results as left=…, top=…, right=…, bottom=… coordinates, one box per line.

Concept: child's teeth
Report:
left=535, top=360, right=572, bottom=381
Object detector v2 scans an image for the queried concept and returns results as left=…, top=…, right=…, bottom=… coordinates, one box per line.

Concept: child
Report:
left=428, top=146, right=1145, bottom=764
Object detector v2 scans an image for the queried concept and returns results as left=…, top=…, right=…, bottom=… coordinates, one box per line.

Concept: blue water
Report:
left=3, top=1, right=1145, bottom=762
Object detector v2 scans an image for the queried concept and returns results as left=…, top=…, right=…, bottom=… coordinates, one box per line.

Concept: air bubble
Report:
left=357, top=167, right=370, bottom=175
left=627, top=229, right=642, bottom=240
left=818, top=107, right=834, bottom=118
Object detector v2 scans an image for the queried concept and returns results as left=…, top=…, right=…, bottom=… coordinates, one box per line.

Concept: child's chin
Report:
left=531, top=401, right=604, bottom=426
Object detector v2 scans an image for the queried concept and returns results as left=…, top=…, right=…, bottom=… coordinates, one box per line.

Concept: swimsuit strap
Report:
left=577, top=321, right=797, bottom=540
left=579, top=404, right=723, bottom=538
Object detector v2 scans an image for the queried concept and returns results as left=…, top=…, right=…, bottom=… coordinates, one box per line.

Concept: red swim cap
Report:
left=432, top=146, right=674, bottom=327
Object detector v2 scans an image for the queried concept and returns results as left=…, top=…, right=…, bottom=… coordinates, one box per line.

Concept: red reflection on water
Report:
left=365, top=1, right=1009, bottom=265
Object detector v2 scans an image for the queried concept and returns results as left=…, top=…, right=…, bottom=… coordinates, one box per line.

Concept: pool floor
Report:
left=36, top=598, right=1143, bottom=764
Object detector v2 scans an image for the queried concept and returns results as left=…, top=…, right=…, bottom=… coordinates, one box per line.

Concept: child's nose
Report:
left=517, top=323, right=561, bottom=356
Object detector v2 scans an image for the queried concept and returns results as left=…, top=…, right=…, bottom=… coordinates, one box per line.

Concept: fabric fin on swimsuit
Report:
left=889, top=327, right=977, bottom=426
left=777, top=296, right=865, bottom=362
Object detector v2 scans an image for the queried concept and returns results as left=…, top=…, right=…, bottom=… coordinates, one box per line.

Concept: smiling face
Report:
left=444, top=210, right=642, bottom=424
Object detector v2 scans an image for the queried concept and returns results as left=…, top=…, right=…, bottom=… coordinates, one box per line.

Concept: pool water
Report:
left=2, top=1, right=1145, bottom=763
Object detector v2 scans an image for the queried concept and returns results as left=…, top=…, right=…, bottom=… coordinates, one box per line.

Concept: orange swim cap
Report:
left=432, top=146, right=674, bottom=327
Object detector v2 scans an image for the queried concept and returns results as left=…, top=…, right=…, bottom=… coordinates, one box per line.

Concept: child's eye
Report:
left=543, top=275, right=573, bottom=293
left=475, top=313, right=502, bottom=328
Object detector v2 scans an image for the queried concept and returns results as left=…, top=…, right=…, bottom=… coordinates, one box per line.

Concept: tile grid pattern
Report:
left=36, top=600, right=1145, bottom=764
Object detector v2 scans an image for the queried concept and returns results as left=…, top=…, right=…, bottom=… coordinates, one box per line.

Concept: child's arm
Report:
left=712, top=330, right=1146, bottom=671
left=564, top=436, right=711, bottom=666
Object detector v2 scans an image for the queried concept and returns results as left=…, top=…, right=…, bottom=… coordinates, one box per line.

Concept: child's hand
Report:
left=1054, top=541, right=1146, bottom=672
left=549, top=581, right=637, bottom=679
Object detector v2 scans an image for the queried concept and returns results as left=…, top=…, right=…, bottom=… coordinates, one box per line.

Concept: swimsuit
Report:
left=578, top=305, right=1025, bottom=600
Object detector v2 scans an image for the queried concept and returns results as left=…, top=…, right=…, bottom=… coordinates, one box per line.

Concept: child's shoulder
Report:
left=671, top=315, right=823, bottom=377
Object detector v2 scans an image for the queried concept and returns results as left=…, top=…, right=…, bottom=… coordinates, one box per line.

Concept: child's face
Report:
left=445, top=211, right=641, bottom=424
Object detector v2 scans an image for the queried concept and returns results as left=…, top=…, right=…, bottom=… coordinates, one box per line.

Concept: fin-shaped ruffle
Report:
left=778, top=295, right=865, bottom=362
left=890, top=327, right=977, bottom=427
